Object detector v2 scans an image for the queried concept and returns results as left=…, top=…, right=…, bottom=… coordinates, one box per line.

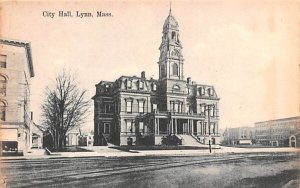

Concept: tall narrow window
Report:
left=0, top=101, right=6, bottom=121
left=138, top=101, right=144, bottom=113
left=139, top=122, right=144, bottom=134
left=153, top=83, right=157, bottom=91
left=127, top=79, right=132, bottom=88
left=104, top=123, right=110, bottom=134
left=139, top=81, right=144, bottom=89
left=0, top=55, right=7, bottom=68
left=126, top=121, right=132, bottom=133
left=126, top=100, right=132, bottom=113
left=172, top=31, right=176, bottom=40
left=172, top=63, right=178, bottom=76
left=0, top=75, right=7, bottom=96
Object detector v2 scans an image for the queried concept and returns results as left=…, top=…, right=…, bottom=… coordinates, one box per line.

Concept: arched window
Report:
left=0, top=101, right=6, bottom=121
left=0, top=75, right=7, bottom=96
left=173, top=63, right=178, bottom=76
left=173, top=84, right=180, bottom=90
left=172, top=31, right=176, bottom=40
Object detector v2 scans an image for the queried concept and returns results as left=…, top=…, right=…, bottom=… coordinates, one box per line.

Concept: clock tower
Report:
left=158, top=8, right=184, bottom=81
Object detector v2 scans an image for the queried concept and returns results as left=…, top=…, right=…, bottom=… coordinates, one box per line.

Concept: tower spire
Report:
left=169, top=2, right=172, bottom=15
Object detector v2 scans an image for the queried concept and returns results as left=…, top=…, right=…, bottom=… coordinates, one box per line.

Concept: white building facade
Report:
left=0, top=39, right=34, bottom=155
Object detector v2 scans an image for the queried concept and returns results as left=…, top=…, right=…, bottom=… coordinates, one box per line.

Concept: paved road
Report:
left=0, top=153, right=299, bottom=188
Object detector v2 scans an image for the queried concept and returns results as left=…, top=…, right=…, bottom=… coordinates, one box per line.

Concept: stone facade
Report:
left=0, top=39, right=35, bottom=154
left=93, top=10, right=220, bottom=146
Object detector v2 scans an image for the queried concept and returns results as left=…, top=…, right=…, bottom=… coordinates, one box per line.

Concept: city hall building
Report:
left=93, top=10, right=220, bottom=146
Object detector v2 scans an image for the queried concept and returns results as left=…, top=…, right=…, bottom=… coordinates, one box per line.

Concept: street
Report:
left=0, top=152, right=299, bottom=188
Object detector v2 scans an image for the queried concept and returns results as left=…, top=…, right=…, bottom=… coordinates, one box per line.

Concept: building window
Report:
left=105, top=104, right=111, bottom=113
left=126, top=121, right=133, bottom=133
left=153, top=83, right=157, bottom=91
left=104, top=123, right=110, bottom=134
left=208, top=88, right=214, bottom=96
left=139, top=81, right=144, bottom=89
left=172, top=31, right=176, bottom=40
left=126, top=100, right=132, bottom=113
left=138, top=101, right=144, bottom=113
left=139, top=122, right=144, bottom=134
left=0, top=101, right=6, bottom=121
left=0, top=75, right=7, bottom=96
left=0, top=55, right=7, bottom=68
left=127, top=79, right=132, bottom=88
left=173, top=63, right=178, bottom=76
left=173, top=84, right=180, bottom=91
left=152, top=103, right=157, bottom=112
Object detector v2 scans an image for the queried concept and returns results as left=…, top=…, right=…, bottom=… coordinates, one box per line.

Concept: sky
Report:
left=1, top=0, right=299, bottom=132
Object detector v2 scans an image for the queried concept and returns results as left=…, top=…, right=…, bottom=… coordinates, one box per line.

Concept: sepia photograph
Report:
left=0, top=1, right=299, bottom=187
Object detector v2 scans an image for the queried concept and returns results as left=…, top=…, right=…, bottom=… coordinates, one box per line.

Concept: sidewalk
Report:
left=0, top=146, right=299, bottom=160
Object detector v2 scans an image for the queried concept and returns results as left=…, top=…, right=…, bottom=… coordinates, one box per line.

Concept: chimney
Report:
left=187, top=77, right=191, bottom=84
left=31, top=111, right=33, bottom=121
left=141, top=71, right=145, bottom=79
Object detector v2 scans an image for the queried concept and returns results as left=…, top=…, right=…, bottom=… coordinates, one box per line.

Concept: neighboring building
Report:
left=0, top=39, right=34, bottom=155
left=223, top=127, right=255, bottom=145
left=79, top=133, right=94, bottom=147
left=31, top=122, right=43, bottom=149
left=92, top=9, right=220, bottom=146
left=255, top=116, right=300, bottom=147
left=66, top=129, right=80, bottom=146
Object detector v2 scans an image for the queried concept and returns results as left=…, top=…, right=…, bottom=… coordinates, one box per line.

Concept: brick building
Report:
left=255, top=116, right=300, bottom=147
left=223, top=127, right=255, bottom=145
left=92, top=9, right=220, bottom=146
left=0, top=39, right=35, bottom=155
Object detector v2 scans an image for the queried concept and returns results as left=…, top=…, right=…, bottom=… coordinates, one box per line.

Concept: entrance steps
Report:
left=176, top=134, right=207, bottom=147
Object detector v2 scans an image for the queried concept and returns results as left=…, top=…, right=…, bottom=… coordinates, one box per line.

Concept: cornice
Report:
left=0, top=38, right=35, bottom=77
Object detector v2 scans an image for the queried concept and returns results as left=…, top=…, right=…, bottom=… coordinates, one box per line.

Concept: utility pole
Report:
left=206, top=104, right=214, bottom=153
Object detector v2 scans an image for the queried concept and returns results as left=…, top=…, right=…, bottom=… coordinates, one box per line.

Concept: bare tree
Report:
left=41, top=69, right=90, bottom=151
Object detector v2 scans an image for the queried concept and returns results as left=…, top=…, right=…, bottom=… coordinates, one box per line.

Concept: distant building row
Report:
left=223, top=116, right=300, bottom=147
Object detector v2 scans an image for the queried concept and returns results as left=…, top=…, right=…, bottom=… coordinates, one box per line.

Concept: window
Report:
left=127, top=79, right=132, bottom=88
left=139, top=81, right=144, bottom=89
left=173, top=84, right=180, bottom=90
left=0, top=75, right=7, bottom=96
left=153, top=83, right=157, bottom=91
left=105, top=84, right=110, bottom=92
left=104, top=123, right=110, bottom=134
left=138, top=101, right=144, bottom=113
left=172, top=31, right=176, bottom=40
left=152, top=103, right=157, bottom=112
left=126, top=100, right=132, bottom=113
left=139, top=122, right=144, bottom=134
left=172, top=63, right=178, bottom=76
left=208, top=88, right=214, bottom=96
left=0, top=101, right=6, bottom=121
left=105, top=104, right=111, bottom=113
left=126, top=121, right=132, bottom=133
left=174, top=103, right=178, bottom=112
left=201, top=105, right=205, bottom=115
left=0, top=55, right=7, bottom=68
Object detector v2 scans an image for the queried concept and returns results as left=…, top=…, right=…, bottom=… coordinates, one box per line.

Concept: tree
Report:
left=41, top=69, right=90, bottom=151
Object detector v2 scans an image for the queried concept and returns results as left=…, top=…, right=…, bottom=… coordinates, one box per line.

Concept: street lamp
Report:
left=205, top=104, right=215, bottom=153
